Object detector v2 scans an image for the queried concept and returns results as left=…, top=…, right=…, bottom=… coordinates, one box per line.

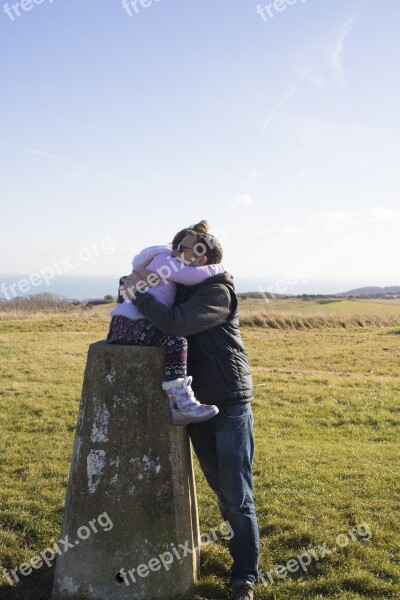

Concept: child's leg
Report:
left=106, top=317, right=218, bottom=424
left=131, top=321, right=188, bottom=381
left=159, top=336, right=187, bottom=381
left=106, top=316, right=187, bottom=381
left=106, top=316, right=138, bottom=343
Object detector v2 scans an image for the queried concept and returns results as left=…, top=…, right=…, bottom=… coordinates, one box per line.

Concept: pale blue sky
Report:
left=1, top=0, right=399, bottom=295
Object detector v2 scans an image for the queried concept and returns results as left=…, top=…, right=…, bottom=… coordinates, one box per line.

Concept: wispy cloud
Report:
left=302, top=117, right=335, bottom=140
left=262, top=16, right=357, bottom=132
left=0, top=140, right=75, bottom=167
left=155, top=174, right=179, bottom=184
left=101, top=174, right=160, bottom=186
left=245, top=208, right=399, bottom=241
left=262, top=67, right=323, bottom=132
left=0, top=139, right=161, bottom=187
left=259, top=226, right=298, bottom=238
left=299, top=167, right=314, bottom=178
left=308, top=207, right=400, bottom=226
left=229, top=194, right=253, bottom=208
left=330, top=17, right=356, bottom=83
left=72, top=121, right=106, bottom=134
left=241, top=171, right=258, bottom=184
left=218, top=171, right=234, bottom=182
left=262, top=74, right=305, bottom=131
left=241, top=207, right=398, bottom=279
left=46, top=112, right=106, bottom=134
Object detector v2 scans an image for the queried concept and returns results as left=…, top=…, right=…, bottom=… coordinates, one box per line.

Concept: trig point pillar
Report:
left=51, top=341, right=200, bottom=600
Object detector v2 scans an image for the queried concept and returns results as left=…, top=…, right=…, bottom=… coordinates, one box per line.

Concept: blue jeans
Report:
left=187, top=402, right=259, bottom=585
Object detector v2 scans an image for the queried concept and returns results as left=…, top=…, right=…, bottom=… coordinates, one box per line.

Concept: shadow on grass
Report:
left=0, top=562, right=56, bottom=600
left=0, top=546, right=232, bottom=600
left=177, top=580, right=229, bottom=600
left=175, top=542, right=233, bottom=600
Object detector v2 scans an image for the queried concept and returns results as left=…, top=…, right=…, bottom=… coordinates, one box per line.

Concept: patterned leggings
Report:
left=105, top=315, right=187, bottom=381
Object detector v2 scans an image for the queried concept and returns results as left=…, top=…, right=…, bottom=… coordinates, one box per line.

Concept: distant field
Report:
left=2, top=296, right=400, bottom=322
left=236, top=298, right=400, bottom=330
left=0, top=302, right=399, bottom=599
left=238, top=297, right=400, bottom=315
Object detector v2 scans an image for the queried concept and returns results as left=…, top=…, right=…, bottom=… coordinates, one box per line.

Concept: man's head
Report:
left=172, top=220, right=223, bottom=266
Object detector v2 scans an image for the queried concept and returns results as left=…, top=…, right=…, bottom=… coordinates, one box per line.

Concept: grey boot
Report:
left=230, top=580, right=255, bottom=600
left=162, top=376, right=219, bottom=426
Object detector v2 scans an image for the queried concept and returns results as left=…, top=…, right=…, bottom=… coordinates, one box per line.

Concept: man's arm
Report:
left=132, top=283, right=231, bottom=336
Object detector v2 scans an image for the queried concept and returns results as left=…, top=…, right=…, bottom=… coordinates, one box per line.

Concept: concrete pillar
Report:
left=51, top=341, right=200, bottom=600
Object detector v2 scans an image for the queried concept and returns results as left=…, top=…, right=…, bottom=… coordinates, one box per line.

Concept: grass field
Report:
left=240, top=297, right=400, bottom=316
left=0, top=299, right=399, bottom=599
left=238, top=298, right=400, bottom=330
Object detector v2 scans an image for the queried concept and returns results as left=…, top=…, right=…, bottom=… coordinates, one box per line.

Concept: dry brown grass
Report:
left=239, top=311, right=400, bottom=330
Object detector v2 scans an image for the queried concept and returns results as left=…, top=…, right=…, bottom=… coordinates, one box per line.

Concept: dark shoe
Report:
left=230, top=580, right=255, bottom=600
left=117, top=275, right=129, bottom=303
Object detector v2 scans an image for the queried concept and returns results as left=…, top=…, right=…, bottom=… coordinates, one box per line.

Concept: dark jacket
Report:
left=132, top=272, right=253, bottom=407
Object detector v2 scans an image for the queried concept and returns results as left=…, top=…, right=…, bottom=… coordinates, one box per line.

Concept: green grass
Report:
left=239, top=296, right=400, bottom=315
left=239, top=297, right=400, bottom=316
left=0, top=305, right=399, bottom=599
left=237, top=298, right=400, bottom=329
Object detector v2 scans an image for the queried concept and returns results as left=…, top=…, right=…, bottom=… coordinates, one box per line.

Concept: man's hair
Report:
left=171, top=220, right=223, bottom=264
left=171, top=219, right=209, bottom=246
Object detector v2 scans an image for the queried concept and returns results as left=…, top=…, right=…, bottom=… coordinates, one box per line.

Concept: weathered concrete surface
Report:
left=51, top=341, right=200, bottom=600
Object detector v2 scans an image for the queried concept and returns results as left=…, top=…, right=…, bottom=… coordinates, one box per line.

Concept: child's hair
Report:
left=171, top=220, right=223, bottom=264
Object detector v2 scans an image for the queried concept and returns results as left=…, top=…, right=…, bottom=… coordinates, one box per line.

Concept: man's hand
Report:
left=120, top=265, right=160, bottom=302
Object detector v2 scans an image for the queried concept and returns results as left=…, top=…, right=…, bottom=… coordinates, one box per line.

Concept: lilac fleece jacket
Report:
left=109, top=246, right=225, bottom=321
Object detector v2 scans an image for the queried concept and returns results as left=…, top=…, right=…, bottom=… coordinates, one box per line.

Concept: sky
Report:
left=1, top=0, right=399, bottom=297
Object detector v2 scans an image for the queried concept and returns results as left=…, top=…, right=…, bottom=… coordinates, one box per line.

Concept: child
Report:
left=106, top=243, right=225, bottom=426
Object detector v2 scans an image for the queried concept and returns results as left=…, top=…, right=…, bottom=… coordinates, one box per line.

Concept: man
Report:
left=121, top=227, right=259, bottom=600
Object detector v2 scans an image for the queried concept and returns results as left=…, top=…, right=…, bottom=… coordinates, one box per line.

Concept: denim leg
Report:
left=187, top=403, right=259, bottom=585
left=187, top=420, right=222, bottom=506
left=216, top=403, right=259, bottom=584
